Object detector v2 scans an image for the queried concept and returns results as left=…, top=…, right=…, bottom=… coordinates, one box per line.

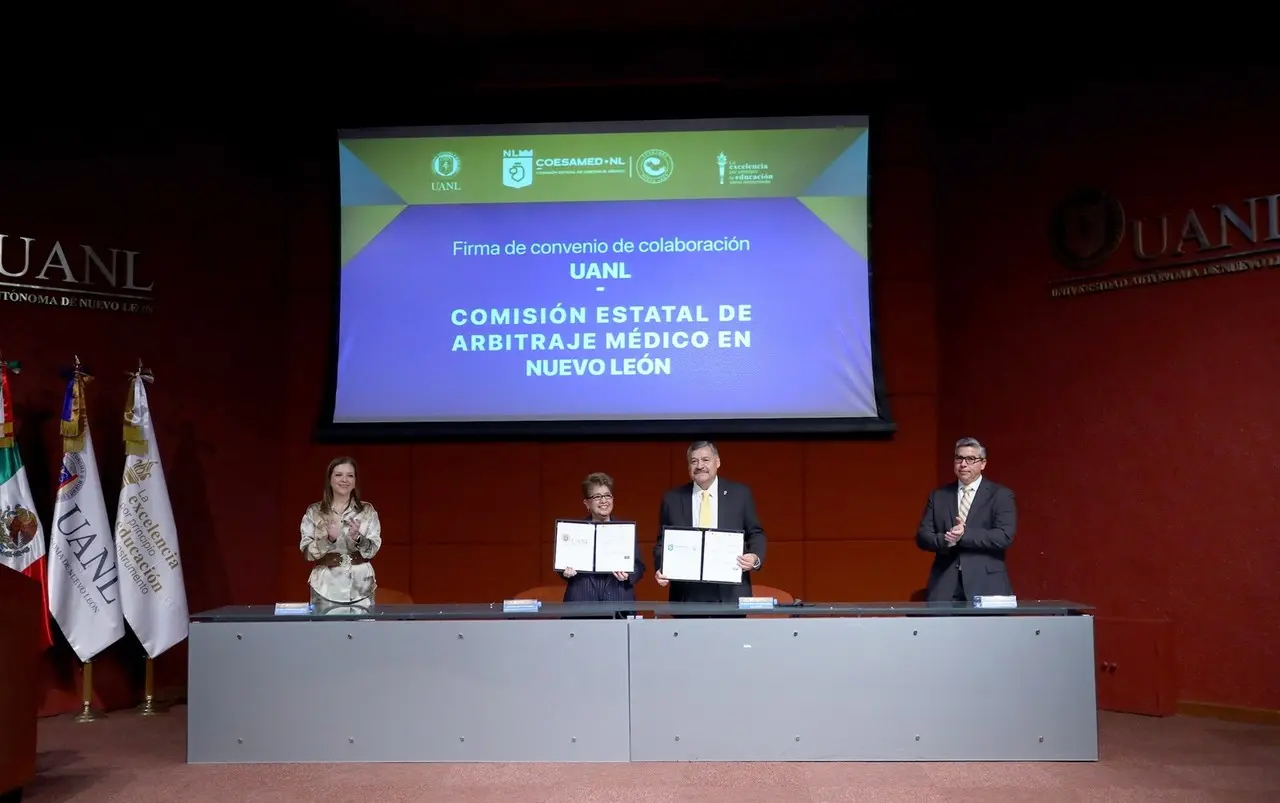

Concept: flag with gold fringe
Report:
left=0, top=357, right=54, bottom=650
left=0, top=360, right=15, bottom=450
left=48, top=357, right=125, bottom=663
left=114, top=363, right=189, bottom=659
left=59, top=358, right=89, bottom=451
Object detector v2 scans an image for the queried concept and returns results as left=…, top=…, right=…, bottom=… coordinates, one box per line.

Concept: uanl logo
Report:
left=57, top=451, right=87, bottom=501
left=431, top=151, right=462, bottom=193
left=0, top=231, right=154, bottom=314
left=1048, top=188, right=1280, bottom=298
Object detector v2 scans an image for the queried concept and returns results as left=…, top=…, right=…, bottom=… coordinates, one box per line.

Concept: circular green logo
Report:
left=432, top=151, right=461, bottom=178
left=637, top=149, right=674, bottom=184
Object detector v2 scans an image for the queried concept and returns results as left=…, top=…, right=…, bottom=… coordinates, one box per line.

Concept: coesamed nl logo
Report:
left=503, top=149, right=533, bottom=189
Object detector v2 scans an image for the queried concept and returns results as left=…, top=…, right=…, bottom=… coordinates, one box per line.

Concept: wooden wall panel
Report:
left=371, top=543, right=414, bottom=600
left=876, top=278, right=939, bottom=396
left=412, top=543, right=542, bottom=604
left=410, top=444, right=543, bottom=544
left=804, top=541, right=931, bottom=602
left=803, top=393, right=938, bottom=541
left=1094, top=617, right=1178, bottom=717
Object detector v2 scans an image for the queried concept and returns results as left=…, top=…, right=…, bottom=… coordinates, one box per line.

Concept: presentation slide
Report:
left=332, top=116, right=889, bottom=436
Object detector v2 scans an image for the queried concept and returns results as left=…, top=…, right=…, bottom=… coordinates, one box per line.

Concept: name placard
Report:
left=972, top=595, right=1017, bottom=609
left=503, top=599, right=542, bottom=613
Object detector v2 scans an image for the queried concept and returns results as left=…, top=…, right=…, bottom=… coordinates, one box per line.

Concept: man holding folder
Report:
left=654, top=441, right=766, bottom=603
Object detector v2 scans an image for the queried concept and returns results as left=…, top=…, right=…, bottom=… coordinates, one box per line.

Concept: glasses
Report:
left=953, top=456, right=985, bottom=465
left=587, top=493, right=614, bottom=502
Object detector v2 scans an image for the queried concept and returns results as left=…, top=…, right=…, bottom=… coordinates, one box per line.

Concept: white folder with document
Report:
left=660, top=527, right=745, bottom=583
left=553, top=520, right=637, bottom=573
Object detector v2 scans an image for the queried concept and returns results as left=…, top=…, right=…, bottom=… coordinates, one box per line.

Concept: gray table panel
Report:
left=187, top=619, right=631, bottom=763
left=627, top=616, right=1098, bottom=762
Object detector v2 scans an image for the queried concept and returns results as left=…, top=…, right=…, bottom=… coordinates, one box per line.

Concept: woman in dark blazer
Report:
left=560, top=471, right=645, bottom=603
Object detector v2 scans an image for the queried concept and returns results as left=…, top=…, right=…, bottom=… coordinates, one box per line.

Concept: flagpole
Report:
left=74, top=660, right=102, bottom=723
left=138, top=658, right=160, bottom=716
left=124, top=360, right=166, bottom=718
left=59, top=355, right=104, bottom=724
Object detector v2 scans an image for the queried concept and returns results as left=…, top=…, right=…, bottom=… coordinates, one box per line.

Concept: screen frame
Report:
left=318, top=104, right=895, bottom=444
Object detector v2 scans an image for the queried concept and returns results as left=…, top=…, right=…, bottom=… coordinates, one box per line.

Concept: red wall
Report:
left=2, top=132, right=290, bottom=712
left=934, top=71, right=1280, bottom=710
left=4, top=69, right=1277, bottom=715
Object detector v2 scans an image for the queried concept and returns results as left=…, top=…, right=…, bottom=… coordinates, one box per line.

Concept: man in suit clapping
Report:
left=916, top=437, right=1018, bottom=602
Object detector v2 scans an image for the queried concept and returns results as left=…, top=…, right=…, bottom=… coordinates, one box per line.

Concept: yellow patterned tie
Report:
left=958, top=486, right=973, bottom=523
left=698, top=490, right=712, bottom=527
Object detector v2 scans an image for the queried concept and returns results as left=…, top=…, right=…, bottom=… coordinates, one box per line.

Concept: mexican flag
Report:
left=0, top=361, right=54, bottom=650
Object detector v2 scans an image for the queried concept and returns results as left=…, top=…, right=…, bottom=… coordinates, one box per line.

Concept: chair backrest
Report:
left=377, top=587, right=414, bottom=604
left=513, top=585, right=566, bottom=602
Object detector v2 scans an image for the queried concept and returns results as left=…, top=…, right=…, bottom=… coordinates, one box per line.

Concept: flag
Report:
left=47, top=362, right=125, bottom=663
left=115, top=369, right=188, bottom=659
left=0, top=360, right=54, bottom=650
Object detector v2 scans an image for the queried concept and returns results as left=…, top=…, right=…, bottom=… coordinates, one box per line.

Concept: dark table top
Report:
left=191, top=600, right=1093, bottom=622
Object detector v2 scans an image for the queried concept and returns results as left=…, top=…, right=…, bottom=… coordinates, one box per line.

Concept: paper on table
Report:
left=554, top=521, right=596, bottom=571
left=594, top=522, right=636, bottom=574
left=661, top=528, right=704, bottom=581
left=702, top=529, right=745, bottom=584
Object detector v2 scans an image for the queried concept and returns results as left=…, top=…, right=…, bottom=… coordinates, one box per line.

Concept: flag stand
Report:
left=137, top=658, right=161, bottom=716
left=74, top=660, right=102, bottom=723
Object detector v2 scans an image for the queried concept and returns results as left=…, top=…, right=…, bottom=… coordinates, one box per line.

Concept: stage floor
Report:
left=23, top=706, right=1280, bottom=802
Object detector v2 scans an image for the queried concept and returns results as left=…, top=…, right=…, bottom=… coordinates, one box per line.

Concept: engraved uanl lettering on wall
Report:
left=0, top=231, right=155, bottom=314
left=1048, top=189, right=1280, bottom=298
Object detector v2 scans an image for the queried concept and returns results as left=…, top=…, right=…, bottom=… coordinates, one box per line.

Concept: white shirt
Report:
left=691, top=477, right=720, bottom=528
left=957, top=475, right=983, bottom=512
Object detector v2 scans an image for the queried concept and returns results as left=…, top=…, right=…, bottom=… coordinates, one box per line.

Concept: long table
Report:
left=187, top=601, right=1098, bottom=764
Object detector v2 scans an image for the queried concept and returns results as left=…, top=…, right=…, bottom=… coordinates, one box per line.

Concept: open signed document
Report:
left=593, top=522, right=636, bottom=573
left=554, top=521, right=595, bottom=571
left=702, top=529, right=745, bottom=584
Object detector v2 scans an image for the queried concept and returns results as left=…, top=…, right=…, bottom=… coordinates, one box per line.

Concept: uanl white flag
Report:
left=115, top=369, right=189, bottom=658
left=0, top=359, right=54, bottom=650
left=48, top=364, right=126, bottom=663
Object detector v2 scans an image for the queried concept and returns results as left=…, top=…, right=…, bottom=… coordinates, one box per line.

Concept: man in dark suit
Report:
left=915, top=437, right=1017, bottom=602
left=654, top=441, right=766, bottom=603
